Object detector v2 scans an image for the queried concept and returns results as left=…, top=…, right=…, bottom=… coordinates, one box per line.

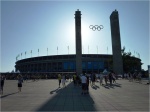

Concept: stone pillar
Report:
left=75, top=9, right=82, bottom=75
left=110, top=10, right=123, bottom=75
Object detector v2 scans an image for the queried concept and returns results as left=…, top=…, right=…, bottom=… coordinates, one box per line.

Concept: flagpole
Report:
left=31, top=50, right=32, bottom=57
left=47, top=48, right=48, bottom=56
left=107, top=46, right=108, bottom=54
left=68, top=46, right=69, bottom=54
left=57, top=46, right=58, bottom=55
left=88, top=45, right=89, bottom=54
left=21, top=53, right=22, bottom=59
left=38, top=49, right=39, bottom=56
left=97, top=46, right=98, bottom=54
left=25, top=51, right=26, bottom=58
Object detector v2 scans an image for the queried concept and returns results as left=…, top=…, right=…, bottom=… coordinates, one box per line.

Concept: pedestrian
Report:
left=108, top=73, right=113, bottom=86
left=76, top=75, right=80, bottom=86
left=99, top=74, right=104, bottom=86
left=81, top=74, right=87, bottom=95
left=61, top=74, right=66, bottom=87
left=0, top=75, right=5, bottom=95
left=17, top=74, right=23, bottom=92
left=69, top=75, right=72, bottom=82
left=137, top=72, right=142, bottom=83
left=104, top=75, right=108, bottom=85
left=86, top=74, right=89, bottom=94
left=58, top=74, right=61, bottom=88
left=112, top=73, right=116, bottom=83
left=91, top=73, right=96, bottom=86
left=73, top=74, right=77, bottom=86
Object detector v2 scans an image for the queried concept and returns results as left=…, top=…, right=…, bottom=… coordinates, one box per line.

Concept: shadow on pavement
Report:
left=102, top=83, right=122, bottom=89
left=0, top=92, right=19, bottom=98
left=50, top=87, right=62, bottom=94
left=36, top=82, right=96, bottom=111
left=91, top=84, right=100, bottom=90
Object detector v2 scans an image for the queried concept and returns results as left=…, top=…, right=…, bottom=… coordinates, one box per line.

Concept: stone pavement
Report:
left=0, top=79, right=149, bottom=111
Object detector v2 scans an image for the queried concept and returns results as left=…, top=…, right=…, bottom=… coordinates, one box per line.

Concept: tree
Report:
left=121, top=46, right=142, bottom=73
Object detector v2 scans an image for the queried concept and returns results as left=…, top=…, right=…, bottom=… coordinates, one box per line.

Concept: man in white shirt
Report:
left=80, top=74, right=87, bottom=95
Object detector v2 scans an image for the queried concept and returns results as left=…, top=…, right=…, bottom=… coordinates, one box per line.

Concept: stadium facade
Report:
left=15, top=54, right=141, bottom=74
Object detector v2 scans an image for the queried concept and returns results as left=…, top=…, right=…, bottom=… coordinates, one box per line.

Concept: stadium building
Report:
left=15, top=54, right=141, bottom=74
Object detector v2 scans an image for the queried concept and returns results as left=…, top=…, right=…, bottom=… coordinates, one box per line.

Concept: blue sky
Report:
left=1, top=0, right=149, bottom=72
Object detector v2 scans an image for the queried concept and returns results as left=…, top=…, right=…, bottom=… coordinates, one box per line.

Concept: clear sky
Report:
left=1, top=0, right=149, bottom=72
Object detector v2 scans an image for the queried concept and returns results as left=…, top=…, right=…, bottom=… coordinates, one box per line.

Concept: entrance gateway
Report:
left=75, top=9, right=123, bottom=75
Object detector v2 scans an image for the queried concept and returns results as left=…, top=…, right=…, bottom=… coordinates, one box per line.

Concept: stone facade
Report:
left=75, top=9, right=82, bottom=75
left=110, top=10, right=123, bottom=74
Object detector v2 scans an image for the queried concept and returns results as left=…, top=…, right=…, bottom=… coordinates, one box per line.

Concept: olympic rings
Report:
left=89, top=25, right=104, bottom=31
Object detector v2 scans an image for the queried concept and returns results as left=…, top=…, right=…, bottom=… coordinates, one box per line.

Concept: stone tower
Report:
left=110, top=10, right=123, bottom=74
left=75, top=9, right=82, bottom=75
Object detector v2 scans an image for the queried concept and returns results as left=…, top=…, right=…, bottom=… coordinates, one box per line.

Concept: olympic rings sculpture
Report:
left=89, top=25, right=104, bottom=31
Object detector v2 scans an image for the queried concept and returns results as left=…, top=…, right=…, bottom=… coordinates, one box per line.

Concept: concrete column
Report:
left=110, top=10, right=123, bottom=75
left=75, top=9, right=82, bottom=75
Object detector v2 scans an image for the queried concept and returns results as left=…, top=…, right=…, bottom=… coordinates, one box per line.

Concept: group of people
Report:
left=0, top=74, right=23, bottom=95
left=124, top=72, right=143, bottom=83
left=58, top=74, right=70, bottom=88
left=57, top=72, right=117, bottom=95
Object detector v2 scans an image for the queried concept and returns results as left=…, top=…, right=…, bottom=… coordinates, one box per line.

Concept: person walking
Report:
left=0, top=75, right=5, bottom=95
left=61, top=74, right=66, bottom=87
left=86, top=74, right=89, bottom=94
left=17, top=74, right=23, bottom=92
left=104, top=75, right=108, bottom=85
left=58, top=74, right=61, bottom=88
left=73, top=74, right=77, bottom=86
left=99, top=74, right=104, bottom=86
left=91, top=73, right=96, bottom=86
left=108, top=73, right=113, bottom=86
left=137, top=72, right=142, bottom=83
left=112, top=72, right=116, bottom=83
left=81, top=74, right=87, bottom=95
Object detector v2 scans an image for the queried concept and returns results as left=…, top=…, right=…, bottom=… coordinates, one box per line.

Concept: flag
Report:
left=25, top=51, right=26, bottom=55
left=31, top=50, right=32, bottom=53
left=47, top=48, right=48, bottom=51
left=38, top=49, right=39, bottom=52
left=57, top=46, right=58, bottom=50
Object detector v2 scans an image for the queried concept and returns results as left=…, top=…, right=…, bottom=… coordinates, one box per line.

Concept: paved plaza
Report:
left=0, top=79, right=149, bottom=111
